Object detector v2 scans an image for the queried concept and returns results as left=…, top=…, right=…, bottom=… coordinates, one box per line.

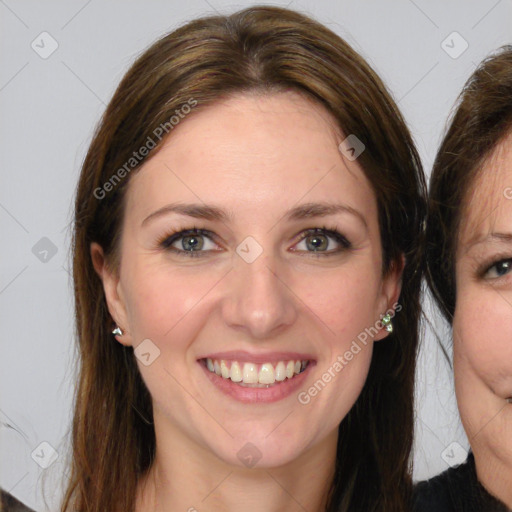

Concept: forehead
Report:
left=124, top=91, right=376, bottom=220
left=458, top=131, right=512, bottom=248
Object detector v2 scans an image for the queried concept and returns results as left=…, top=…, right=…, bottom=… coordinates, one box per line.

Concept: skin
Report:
left=453, top=131, right=512, bottom=507
left=91, top=91, right=401, bottom=512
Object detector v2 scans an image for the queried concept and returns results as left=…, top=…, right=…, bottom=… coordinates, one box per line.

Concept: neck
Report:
left=136, top=416, right=337, bottom=512
left=473, top=448, right=512, bottom=509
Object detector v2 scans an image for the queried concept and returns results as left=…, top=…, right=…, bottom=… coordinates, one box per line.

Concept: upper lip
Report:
left=198, top=350, right=316, bottom=364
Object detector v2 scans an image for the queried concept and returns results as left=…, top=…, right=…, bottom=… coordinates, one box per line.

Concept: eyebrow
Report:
left=466, top=232, right=512, bottom=249
left=141, top=201, right=368, bottom=228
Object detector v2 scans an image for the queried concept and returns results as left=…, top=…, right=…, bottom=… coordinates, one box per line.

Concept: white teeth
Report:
left=230, top=361, right=243, bottom=382
left=243, top=363, right=259, bottom=384
left=220, top=360, right=230, bottom=379
left=259, top=363, right=275, bottom=384
left=205, top=358, right=309, bottom=386
left=275, top=361, right=286, bottom=381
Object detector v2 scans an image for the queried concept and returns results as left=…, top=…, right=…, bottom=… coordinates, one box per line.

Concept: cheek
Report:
left=454, top=288, right=512, bottom=397
left=121, top=259, right=223, bottom=344
left=293, top=266, right=380, bottom=396
left=299, top=270, right=381, bottom=338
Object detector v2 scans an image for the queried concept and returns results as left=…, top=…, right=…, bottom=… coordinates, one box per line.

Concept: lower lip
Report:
left=199, top=361, right=315, bottom=404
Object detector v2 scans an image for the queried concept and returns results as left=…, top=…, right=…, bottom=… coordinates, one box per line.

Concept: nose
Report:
left=221, top=248, right=298, bottom=339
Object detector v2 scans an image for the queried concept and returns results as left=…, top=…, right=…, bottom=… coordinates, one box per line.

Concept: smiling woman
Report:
left=64, top=5, right=426, bottom=512
left=416, top=46, right=512, bottom=511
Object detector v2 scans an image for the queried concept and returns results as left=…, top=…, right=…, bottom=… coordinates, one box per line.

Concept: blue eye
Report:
left=484, top=259, right=512, bottom=279
left=157, top=226, right=351, bottom=258
left=293, top=227, right=351, bottom=254
left=159, top=228, right=220, bottom=258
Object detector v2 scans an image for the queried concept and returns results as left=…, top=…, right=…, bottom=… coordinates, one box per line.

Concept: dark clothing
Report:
left=0, top=489, right=35, bottom=512
left=413, top=452, right=510, bottom=512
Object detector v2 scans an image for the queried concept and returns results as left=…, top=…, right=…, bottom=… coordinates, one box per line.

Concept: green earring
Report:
left=381, top=314, right=393, bottom=333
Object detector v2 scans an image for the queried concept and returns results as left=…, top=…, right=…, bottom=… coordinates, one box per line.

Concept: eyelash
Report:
left=156, top=225, right=351, bottom=258
left=479, top=256, right=512, bottom=279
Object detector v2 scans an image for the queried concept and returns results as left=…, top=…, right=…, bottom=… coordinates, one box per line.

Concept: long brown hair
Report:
left=64, top=6, right=426, bottom=511
left=426, top=45, right=512, bottom=323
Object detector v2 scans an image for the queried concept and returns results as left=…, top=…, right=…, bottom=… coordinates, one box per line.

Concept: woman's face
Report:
left=453, top=132, right=512, bottom=468
left=93, top=91, right=400, bottom=469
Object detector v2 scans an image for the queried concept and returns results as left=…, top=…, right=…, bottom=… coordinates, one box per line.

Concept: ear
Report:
left=90, top=242, right=133, bottom=347
left=373, top=254, right=405, bottom=341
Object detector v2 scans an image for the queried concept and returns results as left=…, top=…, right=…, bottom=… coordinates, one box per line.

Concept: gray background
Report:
left=1, top=0, right=510, bottom=510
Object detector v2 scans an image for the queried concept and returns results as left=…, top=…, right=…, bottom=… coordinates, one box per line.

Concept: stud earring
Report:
left=112, top=325, right=124, bottom=336
left=381, top=314, right=393, bottom=333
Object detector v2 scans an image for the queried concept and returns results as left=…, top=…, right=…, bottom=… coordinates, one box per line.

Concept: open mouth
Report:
left=201, top=357, right=311, bottom=387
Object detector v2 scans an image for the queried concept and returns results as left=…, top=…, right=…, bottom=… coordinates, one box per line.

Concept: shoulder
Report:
left=413, top=470, right=454, bottom=512
left=412, top=453, right=477, bottom=512
left=413, top=452, right=510, bottom=512
left=0, top=488, right=35, bottom=512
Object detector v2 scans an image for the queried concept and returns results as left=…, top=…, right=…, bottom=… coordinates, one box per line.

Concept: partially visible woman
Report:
left=63, top=5, right=426, bottom=511
left=416, top=46, right=512, bottom=511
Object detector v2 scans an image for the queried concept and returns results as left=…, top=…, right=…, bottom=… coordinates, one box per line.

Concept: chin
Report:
left=212, top=432, right=312, bottom=470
